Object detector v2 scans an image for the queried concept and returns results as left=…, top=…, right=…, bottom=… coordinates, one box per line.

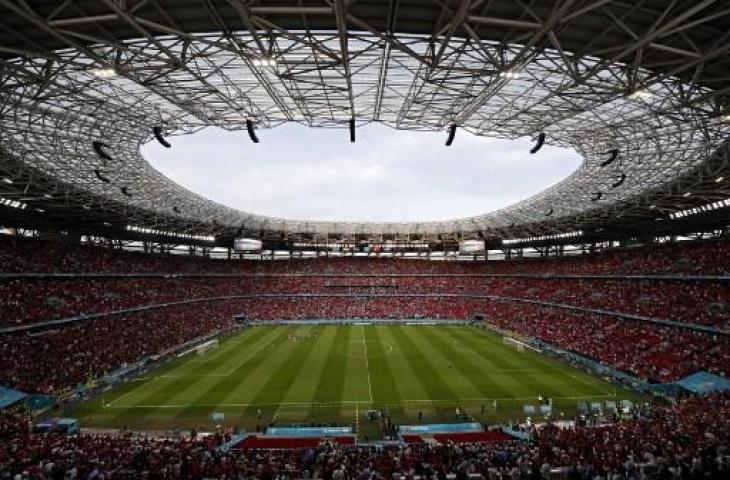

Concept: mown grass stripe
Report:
left=165, top=327, right=293, bottom=425
left=242, top=327, right=323, bottom=420
left=446, top=327, right=597, bottom=399
left=416, top=326, right=514, bottom=399
left=457, top=327, right=609, bottom=395
left=75, top=324, right=640, bottom=432
left=186, top=327, right=275, bottom=373
left=107, top=327, right=277, bottom=424
left=366, top=326, right=405, bottom=417
left=309, top=326, right=351, bottom=411
left=446, top=327, right=535, bottom=370
left=390, top=326, right=459, bottom=403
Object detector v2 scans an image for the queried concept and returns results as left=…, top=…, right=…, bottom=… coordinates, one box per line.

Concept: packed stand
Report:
left=1, top=394, right=729, bottom=479
left=1, top=234, right=729, bottom=276
left=1, top=274, right=727, bottom=330
left=482, top=301, right=730, bottom=382
left=0, top=303, right=237, bottom=394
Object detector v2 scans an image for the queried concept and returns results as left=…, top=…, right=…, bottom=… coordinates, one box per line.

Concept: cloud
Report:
left=142, top=123, right=582, bottom=222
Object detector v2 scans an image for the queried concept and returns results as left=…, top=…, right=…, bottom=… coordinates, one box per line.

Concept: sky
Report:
left=142, top=123, right=582, bottom=222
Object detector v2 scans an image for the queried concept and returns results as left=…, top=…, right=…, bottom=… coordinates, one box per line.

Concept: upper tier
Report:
left=1, top=236, right=729, bottom=276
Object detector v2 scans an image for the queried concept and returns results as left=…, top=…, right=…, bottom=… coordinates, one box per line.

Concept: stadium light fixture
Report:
left=252, top=58, right=277, bottom=67
left=629, top=89, right=652, bottom=100
left=499, top=70, right=521, bottom=79
left=0, top=197, right=27, bottom=209
left=92, top=67, right=117, bottom=78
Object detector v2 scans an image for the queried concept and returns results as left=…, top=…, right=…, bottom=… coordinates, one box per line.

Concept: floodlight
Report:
left=92, top=67, right=117, bottom=78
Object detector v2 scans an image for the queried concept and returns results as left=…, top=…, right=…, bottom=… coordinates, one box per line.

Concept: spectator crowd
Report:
left=0, top=235, right=728, bottom=393
left=1, top=393, right=729, bottom=479
left=0, top=235, right=730, bottom=479
left=1, top=235, right=729, bottom=276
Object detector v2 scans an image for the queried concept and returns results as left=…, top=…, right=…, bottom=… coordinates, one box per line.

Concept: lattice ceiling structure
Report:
left=0, top=0, right=729, bottom=245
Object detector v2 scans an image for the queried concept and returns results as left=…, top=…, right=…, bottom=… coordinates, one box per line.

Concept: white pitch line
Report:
left=361, top=327, right=373, bottom=403
left=108, top=330, right=276, bottom=407
left=355, top=404, right=359, bottom=434
left=108, top=394, right=615, bottom=409
left=106, top=382, right=148, bottom=407
left=107, top=392, right=613, bottom=408
left=218, top=329, right=282, bottom=376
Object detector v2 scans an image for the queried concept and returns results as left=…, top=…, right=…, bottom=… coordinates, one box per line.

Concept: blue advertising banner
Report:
left=676, top=371, right=730, bottom=394
left=0, top=385, right=27, bottom=409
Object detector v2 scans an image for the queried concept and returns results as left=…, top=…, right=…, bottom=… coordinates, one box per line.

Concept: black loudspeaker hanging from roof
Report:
left=445, top=124, right=457, bottom=146
left=611, top=172, right=626, bottom=188
left=93, top=169, right=110, bottom=183
left=600, top=149, right=619, bottom=167
left=246, top=119, right=259, bottom=143
left=153, top=126, right=171, bottom=148
left=530, top=132, right=546, bottom=154
left=92, top=141, right=113, bottom=161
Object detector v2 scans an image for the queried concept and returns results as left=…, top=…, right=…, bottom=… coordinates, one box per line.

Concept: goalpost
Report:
left=503, top=336, right=541, bottom=353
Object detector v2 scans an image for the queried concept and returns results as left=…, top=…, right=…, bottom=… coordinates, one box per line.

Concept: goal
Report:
left=196, top=339, right=219, bottom=355
left=503, top=336, right=541, bottom=353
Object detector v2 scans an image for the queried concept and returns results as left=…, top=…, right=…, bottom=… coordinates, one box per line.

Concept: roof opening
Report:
left=143, top=122, right=581, bottom=222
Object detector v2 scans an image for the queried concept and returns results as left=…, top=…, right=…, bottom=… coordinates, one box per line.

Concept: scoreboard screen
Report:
left=233, top=237, right=262, bottom=252
left=459, top=239, right=485, bottom=254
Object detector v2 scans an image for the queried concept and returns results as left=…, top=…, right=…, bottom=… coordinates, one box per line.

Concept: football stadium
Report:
left=0, top=1, right=729, bottom=478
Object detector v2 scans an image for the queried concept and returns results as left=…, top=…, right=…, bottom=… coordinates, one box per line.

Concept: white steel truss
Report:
left=0, top=0, right=728, bottom=242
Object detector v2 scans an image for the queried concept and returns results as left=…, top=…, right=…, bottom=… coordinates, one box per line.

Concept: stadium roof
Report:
left=0, top=0, right=729, bottom=244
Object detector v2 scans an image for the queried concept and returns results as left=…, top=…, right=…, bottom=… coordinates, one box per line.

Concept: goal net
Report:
left=196, top=339, right=219, bottom=355
left=503, top=336, right=541, bottom=353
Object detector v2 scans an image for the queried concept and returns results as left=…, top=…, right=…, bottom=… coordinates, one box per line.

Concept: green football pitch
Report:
left=71, top=324, right=640, bottom=438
